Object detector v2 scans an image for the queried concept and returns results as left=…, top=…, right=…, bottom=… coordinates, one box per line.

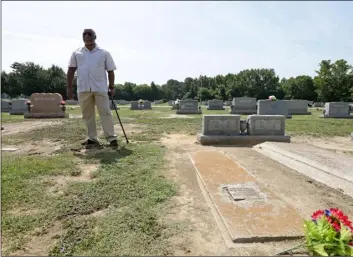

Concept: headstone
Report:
left=197, top=114, right=290, bottom=145
left=225, top=101, right=232, bottom=106
left=168, top=100, right=173, bottom=106
left=117, top=100, right=129, bottom=105
left=320, top=102, right=353, bottom=119
left=247, top=115, right=286, bottom=135
left=1, top=93, right=10, bottom=99
left=1, top=100, right=11, bottom=112
left=176, top=100, right=202, bottom=114
left=66, top=100, right=79, bottom=105
left=143, top=101, right=152, bottom=109
left=207, top=99, right=225, bottom=110
left=171, top=101, right=178, bottom=110
left=109, top=100, right=119, bottom=110
left=9, top=99, right=27, bottom=115
left=24, top=93, right=68, bottom=118
left=283, top=100, right=311, bottom=115
left=313, top=102, right=324, bottom=107
left=130, top=101, right=139, bottom=110
left=202, top=115, right=240, bottom=136
left=230, top=97, right=257, bottom=114
left=130, top=101, right=152, bottom=110
left=223, top=184, right=264, bottom=201
left=257, top=100, right=292, bottom=119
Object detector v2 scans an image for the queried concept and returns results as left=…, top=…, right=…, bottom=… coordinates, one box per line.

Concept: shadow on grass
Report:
left=75, top=146, right=133, bottom=165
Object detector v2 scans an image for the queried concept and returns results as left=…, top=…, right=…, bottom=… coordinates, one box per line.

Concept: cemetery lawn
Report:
left=2, top=106, right=353, bottom=255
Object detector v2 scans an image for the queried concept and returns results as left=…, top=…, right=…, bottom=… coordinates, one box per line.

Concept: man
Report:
left=67, top=28, right=118, bottom=148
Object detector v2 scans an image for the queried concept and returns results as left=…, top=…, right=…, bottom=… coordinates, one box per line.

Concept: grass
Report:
left=1, top=105, right=353, bottom=255
left=1, top=108, right=179, bottom=255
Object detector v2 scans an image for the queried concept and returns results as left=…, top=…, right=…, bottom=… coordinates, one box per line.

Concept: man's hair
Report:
left=83, top=29, right=97, bottom=39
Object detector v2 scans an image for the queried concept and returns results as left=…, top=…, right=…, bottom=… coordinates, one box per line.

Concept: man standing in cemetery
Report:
left=66, top=29, right=118, bottom=148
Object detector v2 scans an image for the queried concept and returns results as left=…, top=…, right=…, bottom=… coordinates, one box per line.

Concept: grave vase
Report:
left=240, top=120, right=247, bottom=134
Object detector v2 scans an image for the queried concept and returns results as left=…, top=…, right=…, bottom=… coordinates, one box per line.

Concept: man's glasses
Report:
left=83, top=32, right=93, bottom=37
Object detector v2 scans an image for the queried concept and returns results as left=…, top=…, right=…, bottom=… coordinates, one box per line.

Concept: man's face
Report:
left=82, top=29, right=95, bottom=45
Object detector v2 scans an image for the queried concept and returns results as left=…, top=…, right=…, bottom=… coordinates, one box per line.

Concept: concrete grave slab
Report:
left=257, top=100, right=292, bottom=119
left=254, top=142, right=353, bottom=198
left=320, top=102, right=353, bottom=119
left=2, top=147, right=19, bottom=152
left=188, top=150, right=303, bottom=243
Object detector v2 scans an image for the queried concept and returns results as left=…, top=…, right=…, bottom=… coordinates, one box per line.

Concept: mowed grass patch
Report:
left=286, top=109, right=353, bottom=136
left=1, top=153, right=77, bottom=254
left=49, top=143, right=177, bottom=256
left=1, top=112, right=26, bottom=123
left=2, top=116, right=178, bottom=256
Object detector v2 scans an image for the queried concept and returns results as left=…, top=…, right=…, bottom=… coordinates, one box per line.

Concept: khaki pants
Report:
left=78, top=91, right=117, bottom=143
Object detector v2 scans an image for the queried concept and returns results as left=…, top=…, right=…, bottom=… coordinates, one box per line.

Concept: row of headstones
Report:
left=171, top=98, right=353, bottom=118
left=1, top=93, right=68, bottom=118
left=2, top=99, right=29, bottom=114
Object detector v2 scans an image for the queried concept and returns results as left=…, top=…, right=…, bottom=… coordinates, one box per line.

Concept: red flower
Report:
left=329, top=208, right=353, bottom=231
left=312, top=210, right=324, bottom=220
left=60, top=100, right=66, bottom=105
left=26, top=100, right=31, bottom=105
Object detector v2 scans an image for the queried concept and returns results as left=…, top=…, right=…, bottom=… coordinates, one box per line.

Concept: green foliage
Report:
left=1, top=59, right=352, bottom=102
left=304, top=216, right=353, bottom=256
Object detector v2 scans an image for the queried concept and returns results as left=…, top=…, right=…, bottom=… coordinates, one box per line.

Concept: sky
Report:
left=2, top=1, right=353, bottom=85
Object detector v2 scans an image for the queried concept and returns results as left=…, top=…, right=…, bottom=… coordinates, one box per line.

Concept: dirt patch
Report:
left=44, top=163, right=99, bottom=196
left=292, top=135, right=353, bottom=153
left=69, top=114, right=82, bottom=119
left=11, top=221, right=63, bottom=256
left=78, top=163, right=99, bottom=181
left=1, top=121, right=62, bottom=136
left=95, top=123, right=145, bottom=139
left=6, top=208, right=44, bottom=216
left=162, top=114, right=192, bottom=119
left=2, top=140, right=63, bottom=156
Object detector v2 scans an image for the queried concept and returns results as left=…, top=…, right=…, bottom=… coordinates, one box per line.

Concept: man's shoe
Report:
left=109, top=140, right=118, bottom=147
left=81, top=139, right=98, bottom=145
left=81, top=139, right=100, bottom=149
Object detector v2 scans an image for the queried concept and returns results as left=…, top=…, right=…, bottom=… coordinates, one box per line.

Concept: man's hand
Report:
left=108, top=87, right=115, bottom=98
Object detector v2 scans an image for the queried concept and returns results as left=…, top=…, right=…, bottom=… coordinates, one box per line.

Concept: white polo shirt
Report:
left=68, top=45, right=117, bottom=93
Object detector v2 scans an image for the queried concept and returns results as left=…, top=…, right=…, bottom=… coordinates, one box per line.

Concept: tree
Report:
left=2, top=59, right=352, bottom=103
left=281, top=75, right=317, bottom=101
left=314, top=60, right=353, bottom=102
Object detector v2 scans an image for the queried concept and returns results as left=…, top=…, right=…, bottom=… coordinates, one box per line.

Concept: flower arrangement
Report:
left=60, top=100, right=66, bottom=112
left=138, top=99, right=144, bottom=104
left=25, top=100, right=32, bottom=112
left=269, top=95, right=277, bottom=101
left=277, top=208, right=353, bottom=256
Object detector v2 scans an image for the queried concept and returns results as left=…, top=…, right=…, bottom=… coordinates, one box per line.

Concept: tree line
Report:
left=1, top=59, right=353, bottom=102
